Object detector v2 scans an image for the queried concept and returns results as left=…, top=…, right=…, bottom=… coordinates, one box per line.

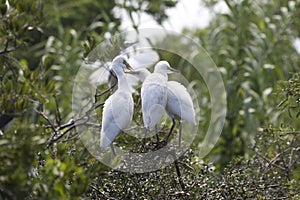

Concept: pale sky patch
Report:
left=119, top=0, right=229, bottom=32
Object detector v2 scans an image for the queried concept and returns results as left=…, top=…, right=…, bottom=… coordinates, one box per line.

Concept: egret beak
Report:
left=167, top=66, right=179, bottom=74
left=123, top=60, right=134, bottom=71
left=124, top=41, right=138, bottom=48
left=125, top=70, right=139, bottom=75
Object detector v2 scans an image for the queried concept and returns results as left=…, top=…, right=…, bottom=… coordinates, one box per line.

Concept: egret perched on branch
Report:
left=141, top=61, right=177, bottom=131
left=164, top=81, right=196, bottom=145
left=129, top=66, right=190, bottom=190
left=129, top=67, right=196, bottom=146
left=100, top=55, right=134, bottom=153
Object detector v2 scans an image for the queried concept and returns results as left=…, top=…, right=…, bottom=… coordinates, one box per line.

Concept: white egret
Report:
left=141, top=61, right=177, bottom=131
left=100, top=55, right=134, bottom=153
left=164, top=81, right=196, bottom=144
left=128, top=68, right=195, bottom=145
left=129, top=67, right=189, bottom=190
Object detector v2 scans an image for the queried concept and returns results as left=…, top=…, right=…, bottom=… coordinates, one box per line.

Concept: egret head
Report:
left=154, top=61, right=178, bottom=75
left=112, top=55, right=134, bottom=75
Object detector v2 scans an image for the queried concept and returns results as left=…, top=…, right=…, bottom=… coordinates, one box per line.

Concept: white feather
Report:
left=166, top=81, right=195, bottom=124
left=100, top=56, right=134, bottom=148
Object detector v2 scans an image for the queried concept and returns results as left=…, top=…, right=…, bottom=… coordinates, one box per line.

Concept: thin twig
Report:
left=95, top=83, right=116, bottom=99
left=0, top=39, right=17, bottom=54
left=94, top=101, right=105, bottom=110
left=53, top=94, right=62, bottom=125
left=170, top=150, right=185, bottom=191
left=89, top=184, right=118, bottom=200
left=35, top=79, right=110, bottom=144
left=34, top=108, right=56, bottom=134
left=280, top=131, right=300, bottom=137
left=50, top=125, right=76, bottom=144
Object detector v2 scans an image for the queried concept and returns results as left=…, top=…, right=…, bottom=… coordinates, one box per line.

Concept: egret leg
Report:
left=178, top=121, right=182, bottom=147
left=110, top=143, right=116, bottom=156
left=142, top=128, right=147, bottom=148
left=155, top=125, right=160, bottom=145
left=164, top=117, right=176, bottom=143
left=171, top=151, right=185, bottom=191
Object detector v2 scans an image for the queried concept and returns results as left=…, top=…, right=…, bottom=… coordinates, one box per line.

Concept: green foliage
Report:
left=0, top=124, right=42, bottom=199
left=86, top=72, right=300, bottom=199
left=0, top=0, right=178, bottom=199
left=0, top=0, right=299, bottom=199
left=86, top=127, right=299, bottom=199
left=278, top=73, right=300, bottom=120
left=0, top=0, right=43, bottom=55
left=31, top=152, right=90, bottom=199
left=194, top=0, right=300, bottom=168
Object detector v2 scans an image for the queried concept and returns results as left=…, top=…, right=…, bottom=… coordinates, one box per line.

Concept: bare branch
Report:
left=95, top=84, right=116, bottom=99
left=0, top=39, right=17, bottom=54
left=53, top=94, right=62, bottom=125
left=89, top=184, right=118, bottom=200
left=34, top=108, right=57, bottom=134
left=280, top=131, right=300, bottom=137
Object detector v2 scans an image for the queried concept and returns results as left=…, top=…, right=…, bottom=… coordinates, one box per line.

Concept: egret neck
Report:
left=112, top=63, right=131, bottom=92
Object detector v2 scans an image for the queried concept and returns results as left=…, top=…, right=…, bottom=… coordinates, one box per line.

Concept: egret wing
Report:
left=111, top=91, right=134, bottom=130
left=100, top=91, right=134, bottom=148
left=141, top=74, right=168, bottom=130
left=89, top=61, right=111, bottom=86
left=167, top=81, right=195, bottom=124
left=128, top=51, right=159, bottom=69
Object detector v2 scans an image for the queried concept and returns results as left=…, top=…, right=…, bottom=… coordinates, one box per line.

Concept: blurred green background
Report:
left=0, top=0, right=299, bottom=199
